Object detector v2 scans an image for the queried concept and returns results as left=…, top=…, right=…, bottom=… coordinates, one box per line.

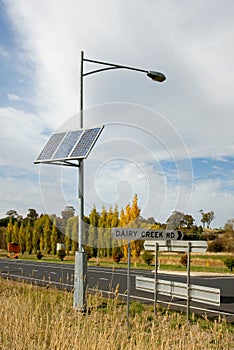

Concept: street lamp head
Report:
left=147, top=71, right=166, bottom=82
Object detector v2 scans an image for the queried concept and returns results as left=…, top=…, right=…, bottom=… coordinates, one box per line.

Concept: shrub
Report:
left=180, top=253, right=188, bottom=267
left=223, top=256, right=234, bottom=272
left=142, top=251, right=154, bottom=266
left=36, top=251, right=43, bottom=260
left=57, top=248, right=66, bottom=261
left=84, top=246, right=92, bottom=260
left=208, top=238, right=224, bottom=252
left=112, top=247, right=123, bottom=263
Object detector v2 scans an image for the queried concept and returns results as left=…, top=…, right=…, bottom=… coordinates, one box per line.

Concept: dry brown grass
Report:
left=0, top=278, right=233, bottom=350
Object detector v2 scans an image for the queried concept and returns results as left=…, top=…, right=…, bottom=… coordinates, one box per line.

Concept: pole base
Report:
left=73, top=251, right=87, bottom=312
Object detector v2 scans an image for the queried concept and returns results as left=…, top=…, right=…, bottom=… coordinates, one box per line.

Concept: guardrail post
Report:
left=187, top=241, right=191, bottom=323
left=154, top=242, right=159, bottom=315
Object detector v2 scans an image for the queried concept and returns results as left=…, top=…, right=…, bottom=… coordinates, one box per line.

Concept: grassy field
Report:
left=0, top=278, right=233, bottom=350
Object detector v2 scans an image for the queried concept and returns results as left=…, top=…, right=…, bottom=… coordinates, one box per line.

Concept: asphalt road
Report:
left=0, top=259, right=234, bottom=321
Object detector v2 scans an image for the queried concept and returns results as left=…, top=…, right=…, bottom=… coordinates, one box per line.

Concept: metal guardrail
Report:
left=136, top=276, right=220, bottom=306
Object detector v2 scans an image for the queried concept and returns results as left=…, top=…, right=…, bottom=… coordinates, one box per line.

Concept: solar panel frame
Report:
left=34, top=126, right=104, bottom=164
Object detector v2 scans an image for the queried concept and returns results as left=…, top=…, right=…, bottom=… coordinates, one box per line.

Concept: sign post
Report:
left=127, top=242, right=131, bottom=327
left=111, top=228, right=184, bottom=325
left=142, top=239, right=209, bottom=321
left=187, top=241, right=191, bottom=323
left=154, top=243, right=159, bottom=315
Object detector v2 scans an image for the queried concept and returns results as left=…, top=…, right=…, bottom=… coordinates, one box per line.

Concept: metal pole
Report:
left=73, top=51, right=87, bottom=311
left=186, top=241, right=191, bottom=323
left=127, top=241, right=131, bottom=327
left=79, top=50, right=84, bottom=252
left=154, top=243, right=159, bottom=315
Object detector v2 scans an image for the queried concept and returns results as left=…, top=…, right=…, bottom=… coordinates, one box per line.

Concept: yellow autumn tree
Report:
left=120, top=194, right=141, bottom=258
left=130, top=194, right=142, bottom=259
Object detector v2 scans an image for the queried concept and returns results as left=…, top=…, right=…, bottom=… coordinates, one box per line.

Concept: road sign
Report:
left=144, top=240, right=208, bottom=252
left=111, top=228, right=183, bottom=241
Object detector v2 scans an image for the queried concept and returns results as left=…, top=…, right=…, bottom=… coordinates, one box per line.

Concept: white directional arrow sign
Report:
left=111, top=228, right=183, bottom=241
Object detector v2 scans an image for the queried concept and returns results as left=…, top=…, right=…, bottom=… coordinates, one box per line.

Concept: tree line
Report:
left=1, top=196, right=233, bottom=257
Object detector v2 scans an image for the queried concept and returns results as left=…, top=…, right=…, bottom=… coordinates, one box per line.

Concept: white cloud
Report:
left=188, top=179, right=234, bottom=227
left=1, top=0, right=234, bottom=226
left=6, top=93, right=20, bottom=101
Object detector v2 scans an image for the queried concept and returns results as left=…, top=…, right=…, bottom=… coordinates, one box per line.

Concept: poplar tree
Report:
left=111, top=205, right=119, bottom=228
left=98, top=206, right=108, bottom=257
left=119, top=194, right=141, bottom=258
left=12, top=221, right=19, bottom=243
left=119, top=208, right=126, bottom=227
left=25, top=222, right=33, bottom=254
left=130, top=194, right=142, bottom=259
left=39, top=235, right=44, bottom=252
left=32, top=225, right=39, bottom=253
left=51, top=218, right=58, bottom=255
left=19, top=223, right=26, bottom=253
left=43, top=216, right=51, bottom=254
left=130, top=194, right=140, bottom=222
left=71, top=218, right=78, bottom=255
left=6, top=218, right=13, bottom=245
left=65, top=217, right=73, bottom=255
left=88, top=206, right=99, bottom=257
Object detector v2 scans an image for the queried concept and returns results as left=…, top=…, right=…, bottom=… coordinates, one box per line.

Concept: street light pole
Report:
left=73, top=51, right=87, bottom=311
left=73, top=51, right=166, bottom=311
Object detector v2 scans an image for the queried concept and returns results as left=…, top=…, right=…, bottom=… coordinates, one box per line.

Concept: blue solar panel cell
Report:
left=36, top=132, right=66, bottom=160
left=53, top=130, right=83, bottom=159
left=70, top=127, right=101, bottom=158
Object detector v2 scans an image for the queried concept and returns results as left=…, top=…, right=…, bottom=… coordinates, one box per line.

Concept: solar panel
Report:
left=34, top=126, right=103, bottom=164
left=36, top=132, right=66, bottom=161
left=70, top=127, right=102, bottom=159
left=53, top=130, right=83, bottom=160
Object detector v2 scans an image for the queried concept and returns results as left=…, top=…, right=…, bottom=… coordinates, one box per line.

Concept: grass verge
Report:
left=0, top=278, right=233, bottom=349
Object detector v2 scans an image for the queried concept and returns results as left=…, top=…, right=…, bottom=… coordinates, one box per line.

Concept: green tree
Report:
left=142, top=251, right=154, bottom=266
left=57, top=248, right=66, bottom=261
left=19, top=223, right=26, bottom=254
left=32, top=225, right=39, bottom=253
left=88, top=206, right=99, bottom=257
left=6, top=218, right=13, bottom=245
left=98, top=206, right=108, bottom=257
left=27, top=208, right=39, bottom=221
left=183, top=214, right=194, bottom=229
left=43, top=216, right=51, bottom=254
left=71, top=218, right=78, bottom=255
left=112, top=246, right=123, bottom=263
left=6, top=210, right=18, bottom=219
left=199, top=210, right=215, bottom=228
left=51, top=218, right=58, bottom=255
left=65, top=217, right=73, bottom=255
left=25, top=222, right=33, bottom=254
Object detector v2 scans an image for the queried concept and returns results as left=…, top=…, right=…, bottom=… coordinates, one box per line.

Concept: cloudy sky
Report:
left=0, top=0, right=234, bottom=227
